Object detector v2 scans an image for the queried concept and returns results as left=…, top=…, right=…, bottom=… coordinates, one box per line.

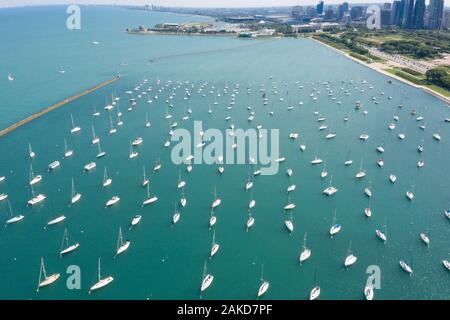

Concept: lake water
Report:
left=0, top=5, right=449, bottom=300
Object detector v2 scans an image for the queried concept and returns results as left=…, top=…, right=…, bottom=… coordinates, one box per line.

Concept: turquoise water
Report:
left=0, top=6, right=449, bottom=300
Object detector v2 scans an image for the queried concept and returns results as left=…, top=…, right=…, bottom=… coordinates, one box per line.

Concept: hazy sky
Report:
left=0, top=0, right=449, bottom=8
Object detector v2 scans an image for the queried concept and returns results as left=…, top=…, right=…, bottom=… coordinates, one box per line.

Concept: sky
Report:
left=0, top=0, right=449, bottom=8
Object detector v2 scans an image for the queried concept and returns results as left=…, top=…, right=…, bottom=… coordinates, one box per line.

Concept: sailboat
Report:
left=129, top=141, right=138, bottom=159
left=211, top=188, right=221, bottom=209
left=210, top=230, right=220, bottom=258
left=355, top=159, right=366, bottom=179
left=28, top=143, right=35, bottom=158
left=69, top=178, right=81, bottom=205
left=89, top=258, right=114, bottom=294
left=45, top=203, right=65, bottom=227
left=153, top=159, right=162, bottom=172
left=344, top=241, right=358, bottom=268
left=329, top=209, right=341, bottom=237
left=177, top=170, right=186, bottom=189
left=142, top=183, right=158, bottom=206
left=200, top=260, right=214, bottom=292
left=60, top=228, right=80, bottom=256
left=29, top=164, right=42, bottom=186
left=399, top=256, right=413, bottom=275
left=309, top=269, right=320, bottom=300
left=209, top=208, right=217, bottom=229
left=91, top=125, right=100, bottom=144
left=299, top=232, right=311, bottom=264
left=142, top=166, right=149, bottom=187
left=145, top=112, right=151, bottom=128
left=320, top=161, right=328, bottom=178
left=173, top=205, right=181, bottom=225
left=376, top=219, right=388, bottom=242
left=105, top=196, right=120, bottom=207
left=37, top=258, right=60, bottom=291
left=108, top=112, right=117, bottom=135
left=48, top=160, right=60, bottom=171
left=70, top=114, right=81, bottom=134
left=8, top=72, right=14, bottom=81
left=246, top=209, right=255, bottom=231
left=257, top=264, right=269, bottom=298
left=96, top=142, right=106, bottom=158
left=285, top=211, right=294, bottom=234
left=102, top=167, right=112, bottom=187
left=364, top=285, right=374, bottom=300
left=115, top=227, right=130, bottom=256
left=284, top=194, right=295, bottom=210
left=93, top=105, right=100, bottom=117
left=64, top=138, right=73, bottom=158
left=28, top=185, right=46, bottom=206
left=344, top=150, right=353, bottom=166
left=323, top=175, right=338, bottom=196
left=5, top=200, right=24, bottom=225
left=180, top=188, right=187, bottom=208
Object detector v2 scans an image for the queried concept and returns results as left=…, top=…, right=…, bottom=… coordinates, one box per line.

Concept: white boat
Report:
left=287, top=168, right=293, bottom=176
left=418, top=145, right=424, bottom=153
left=28, top=192, right=46, bottom=206
left=364, top=186, right=372, bottom=197
left=89, top=258, right=114, bottom=294
left=399, top=260, right=413, bottom=274
left=46, top=214, right=66, bottom=227
left=29, top=164, right=42, bottom=186
left=132, top=137, right=143, bottom=146
left=406, top=191, right=414, bottom=201
left=37, top=258, right=60, bottom=291
left=106, top=196, right=120, bottom=207
left=433, top=133, right=441, bottom=141
left=5, top=201, right=24, bottom=225
left=60, top=228, right=80, bottom=256
left=376, top=228, right=387, bottom=242
left=326, top=132, right=337, bottom=139
left=285, top=214, right=294, bottom=233
left=376, top=145, right=385, bottom=153
left=344, top=242, right=357, bottom=268
left=210, top=230, right=220, bottom=258
left=299, top=232, right=311, bottom=264
left=153, top=160, right=162, bottom=172
left=200, top=262, right=214, bottom=292
left=129, top=141, right=138, bottom=159
left=141, top=166, right=149, bottom=187
left=344, top=159, right=353, bottom=166
left=8, top=72, right=14, bottom=81
left=320, top=170, right=328, bottom=179
left=180, top=190, right=187, bottom=208
left=275, top=157, right=286, bottom=163
left=445, top=209, right=450, bottom=219
left=0, top=176, right=5, bottom=182
left=417, top=160, right=424, bottom=168
left=70, top=178, right=81, bottom=204
left=246, top=210, right=255, bottom=230
left=0, top=193, right=7, bottom=201
left=389, top=174, right=397, bottom=183
left=329, top=210, right=341, bottom=236
left=64, top=139, right=73, bottom=158
left=323, top=186, right=338, bottom=196
left=173, top=209, right=180, bottom=225
left=359, top=133, right=369, bottom=141
left=163, top=140, right=171, bottom=148
left=177, top=171, right=186, bottom=189
left=289, top=133, right=298, bottom=139
left=388, top=123, right=396, bottom=130
left=211, top=188, right=221, bottom=208
left=108, top=113, right=117, bottom=135
left=442, top=260, right=450, bottom=271
left=310, top=286, right=321, bottom=300
left=70, top=114, right=81, bottom=134
left=311, top=157, right=323, bottom=165
left=209, top=208, right=217, bottom=228
left=299, top=144, right=306, bottom=151
left=287, top=184, right=296, bottom=193
left=257, top=265, right=269, bottom=298
left=130, top=215, right=141, bottom=229
left=91, top=126, right=100, bottom=145
left=115, top=227, right=130, bottom=256
left=420, top=233, right=430, bottom=246
left=102, top=167, right=112, bottom=187
left=145, top=112, right=151, bottom=127
left=96, top=142, right=106, bottom=158
left=84, top=162, right=96, bottom=171
left=245, top=179, right=253, bottom=191
left=142, top=184, right=158, bottom=206
left=364, top=285, right=374, bottom=300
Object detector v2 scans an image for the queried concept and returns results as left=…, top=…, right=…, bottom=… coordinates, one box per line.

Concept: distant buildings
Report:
left=412, top=0, right=425, bottom=28
left=443, top=10, right=450, bottom=30
left=427, top=0, right=444, bottom=29
left=317, top=1, right=324, bottom=15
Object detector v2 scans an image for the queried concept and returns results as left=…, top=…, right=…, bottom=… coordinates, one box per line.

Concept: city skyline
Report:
left=1, top=0, right=450, bottom=9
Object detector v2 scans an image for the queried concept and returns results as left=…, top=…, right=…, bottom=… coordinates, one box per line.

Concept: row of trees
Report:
left=380, top=40, right=438, bottom=59
left=426, top=67, right=450, bottom=90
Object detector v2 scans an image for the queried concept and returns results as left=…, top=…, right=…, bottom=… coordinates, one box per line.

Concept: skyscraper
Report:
left=428, top=0, right=444, bottom=29
left=401, top=0, right=415, bottom=28
left=391, top=0, right=404, bottom=26
left=412, top=0, right=425, bottom=28
left=317, top=1, right=324, bottom=15
left=337, top=2, right=349, bottom=20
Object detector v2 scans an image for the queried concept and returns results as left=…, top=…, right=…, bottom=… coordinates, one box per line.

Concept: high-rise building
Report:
left=427, top=0, right=444, bottom=29
left=350, top=6, right=364, bottom=20
left=292, top=6, right=304, bottom=18
left=391, top=0, right=404, bottom=25
left=317, top=1, right=324, bottom=15
left=384, top=2, right=392, bottom=10
left=412, top=0, right=426, bottom=28
left=400, top=0, right=415, bottom=28
left=337, top=2, right=349, bottom=20
left=381, top=9, right=392, bottom=26
left=324, top=8, right=335, bottom=20
left=443, top=10, right=450, bottom=30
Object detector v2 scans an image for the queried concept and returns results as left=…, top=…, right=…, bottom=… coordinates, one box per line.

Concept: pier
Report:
left=0, top=76, right=120, bottom=137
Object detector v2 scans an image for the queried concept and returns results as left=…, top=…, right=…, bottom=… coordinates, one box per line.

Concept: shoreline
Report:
left=0, top=76, right=120, bottom=137
left=311, top=38, right=450, bottom=104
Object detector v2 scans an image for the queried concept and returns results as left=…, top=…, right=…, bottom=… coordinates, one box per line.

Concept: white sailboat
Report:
left=257, top=264, right=269, bottom=298
left=323, top=175, right=338, bottom=196
left=355, top=158, right=366, bottom=179
left=153, top=159, right=162, bottom=172
left=172, top=207, right=181, bottom=225
left=28, top=185, right=46, bottom=206
left=246, top=210, right=255, bottom=231
left=89, top=258, right=114, bottom=294
left=399, top=257, right=413, bottom=275
left=142, top=183, right=158, bottom=206
left=211, top=188, right=221, bottom=209
left=29, top=143, right=35, bottom=158
left=91, top=125, right=100, bottom=145
left=48, top=161, right=60, bottom=171
left=129, top=141, right=138, bottom=159
left=70, top=114, right=81, bottom=134
left=329, top=210, right=341, bottom=237
left=210, top=230, right=220, bottom=258
left=177, top=170, right=186, bottom=189
left=309, top=269, right=320, bottom=300
left=60, top=228, right=80, bottom=256
left=96, top=142, right=106, bottom=158
left=105, top=196, right=120, bottom=207
left=5, top=200, right=24, bottom=225
left=64, top=138, right=73, bottom=158
left=344, top=242, right=358, bottom=268
left=180, top=188, right=187, bottom=208
left=376, top=219, right=388, bottom=242
left=141, top=166, right=149, bottom=187
left=285, top=211, right=294, bottom=234
left=29, top=164, right=42, bottom=186
left=108, top=112, right=117, bottom=135
left=37, top=258, right=60, bottom=291
left=299, top=232, right=311, bottom=264
left=129, top=215, right=141, bottom=229
left=70, top=178, right=81, bottom=205
left=102, top=167, right=112, bottom=187
left=364, top=285, right=374, bottom=300
left=115, top=227, right=130, bottom=256
left=145, top=112, right=151, bottom=128
left=209, top=208, right=216, bottom=229
left=200, top=261, right=214, bottom=293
